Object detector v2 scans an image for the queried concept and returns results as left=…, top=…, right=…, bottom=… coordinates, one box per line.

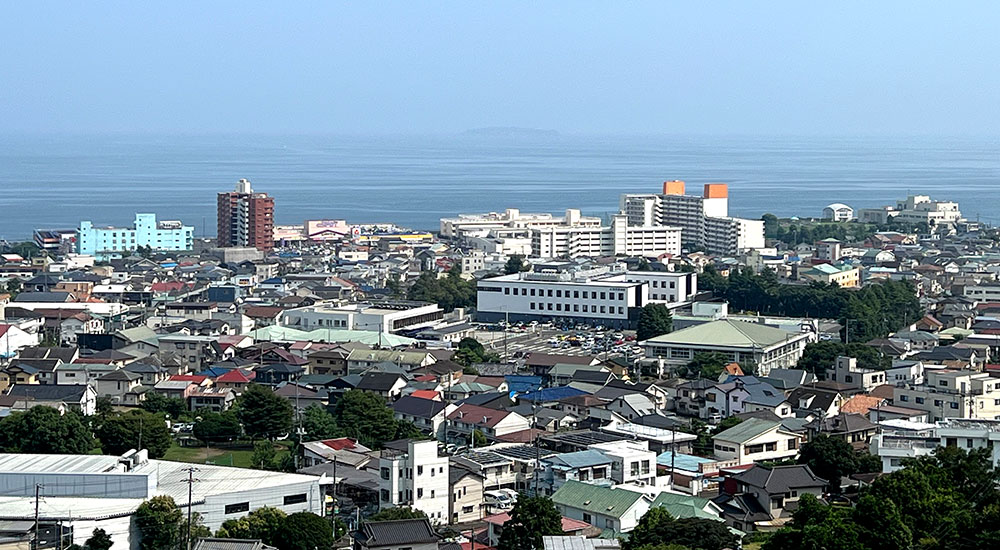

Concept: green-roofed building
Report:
left=551, top=480, right=650, bottom=534
left=649, top=492, right=724, bottom=522
left=642, top=319, right=812, bottom=376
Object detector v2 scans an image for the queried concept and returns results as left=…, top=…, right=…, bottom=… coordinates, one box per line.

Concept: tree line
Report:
left=700, top=266, right=921, bottom=342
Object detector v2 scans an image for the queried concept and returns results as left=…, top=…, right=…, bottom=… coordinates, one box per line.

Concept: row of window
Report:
left=504, top=287, right=625, bottom=301
left=528, top=302, right=625, bottom=315
left=223, top=493, right=307, bottom=515
left=898, top=394, right=962, bottom=409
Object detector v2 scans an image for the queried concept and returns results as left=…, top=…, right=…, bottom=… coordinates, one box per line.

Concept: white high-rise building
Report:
left=378, top=439, right=450, bottom=524
left=619, top=181, right=764, bottom=255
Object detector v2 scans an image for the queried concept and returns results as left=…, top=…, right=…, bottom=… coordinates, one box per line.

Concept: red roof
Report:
left=320, top=438, right=358, bottom=451
left=496, top=428, right=544, bottom=444
left=414, top=374, right=437, bottom=382
left=410, top=390, right=441, bottom=401
left=483, top=513, right=588, bottom=533
left=150, top=281, right=191, bottom=292
left=448, top=403, right=511, bottom=428
left=0, top=325, right=10, bottom=338
left=216, top=369, right=253, bottom=383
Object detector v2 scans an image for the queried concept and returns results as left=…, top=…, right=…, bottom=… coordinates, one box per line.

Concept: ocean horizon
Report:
left=1, top=132, right=998, bottom=241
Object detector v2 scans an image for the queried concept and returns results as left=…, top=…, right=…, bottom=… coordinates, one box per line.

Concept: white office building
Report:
left=378, top=440, right=450, bottom=524
left=858, top=195, right=963, bottom=229
left=279, top=301, right=444, bottom=334
left=477, top=268, right=654, bottom=329
left=441, top=209, right=602, bottom=240
left=0, top=451, right=327, bottom=550
left=620, top=181, right=764, bottom=255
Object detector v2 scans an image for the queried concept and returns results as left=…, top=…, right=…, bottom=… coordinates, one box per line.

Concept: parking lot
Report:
left=473, top=324, right=644, bottom=360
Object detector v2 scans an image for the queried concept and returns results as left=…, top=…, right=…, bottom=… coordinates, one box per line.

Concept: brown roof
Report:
left=869, top=384, right=896, bottom=401
left=243, top=306, right=286, bottom=319
left=840, top=395, right=886, bottom=415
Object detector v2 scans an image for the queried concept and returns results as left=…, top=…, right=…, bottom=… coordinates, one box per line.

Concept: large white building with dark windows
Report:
left=476, top=269, right=698, bottom=329
left=619, top=181, right=764, bottom=255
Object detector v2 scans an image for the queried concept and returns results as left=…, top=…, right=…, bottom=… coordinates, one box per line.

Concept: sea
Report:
left=1, top=133, right=998, bottom=241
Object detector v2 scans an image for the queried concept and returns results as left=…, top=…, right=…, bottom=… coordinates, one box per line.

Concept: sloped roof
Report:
left=393, top=395, right=448, bottom=418
left=731, top=464, right=826, bottom=493
left=649, top=492, right=720, bottom=521
left=551, top=480, right=646, bottom=519
left=355, top=518, right=438, bottom=546
left=713, top=417, right=782, bottom=444
left=646, top=319, right=801, bottom=348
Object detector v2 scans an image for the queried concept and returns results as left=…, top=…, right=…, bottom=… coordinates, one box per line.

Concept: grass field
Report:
left=162, top=440, right=292, bottom=468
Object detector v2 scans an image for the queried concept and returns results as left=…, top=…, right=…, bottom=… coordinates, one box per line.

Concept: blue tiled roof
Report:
left=518, top=385, right=589, bottom=402
left=505, top=374, right=544, bottom=394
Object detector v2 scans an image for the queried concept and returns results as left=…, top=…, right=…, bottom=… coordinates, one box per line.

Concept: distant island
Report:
left=461, top=126, right=561, bottom=139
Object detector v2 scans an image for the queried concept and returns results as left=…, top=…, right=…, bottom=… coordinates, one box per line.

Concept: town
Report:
left=1, top=177, right=998, bottom=550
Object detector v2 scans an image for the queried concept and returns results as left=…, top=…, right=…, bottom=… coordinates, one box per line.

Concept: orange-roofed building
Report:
left=840, top=394, right=887, bottom=415
left=410, top=389, right=442, bottom=401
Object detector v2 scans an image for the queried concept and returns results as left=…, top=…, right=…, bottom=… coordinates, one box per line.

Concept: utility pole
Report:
left=33, top=484, right=42, bottom=550
left=183, top=467, right=198, bottom=550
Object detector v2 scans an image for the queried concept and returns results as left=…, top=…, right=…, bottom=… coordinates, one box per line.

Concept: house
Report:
left=215, top=368, right=255, bottom=393
left=0, top=324, right=41, bottom=360
left=358, top=372, right=409, bottom=400
left=673, top=379, right=716, bottom=419
left=705, top=376, right=792, bottom=420
left=353, top=518, right=438, bottom=550
left=123, top=362, right=170, bottom=386
left=540, top=449, right=614, bottom=496
left=189, top=387, right=236, bottom=412
left=714, top=464, right=826, bottom=532
left=4, top=384, right=98, bottom=415
left=712, top=417, right=804, bottom=465
left=377, top=439, right=450, bottom=523
left=347, top=349, right=436, bottom=373
left=0, top=363, right=41, bottom=391
left=301, top=438, right=373, bottom=469
left=543, top=537, right=620, bottom=550
left=786, top=386, right=845, bottom=418
left=449, top=467, right=485, bottom=524
left=804, top=413, right=877, bottom=450
left=153, top=379, right=196, bottom=401
left=306, top=348, right=350, bottom=376
left=253, top=363, right=304, bottom=386
left=95, top=370, right=144, bottom=405
left=551, top=480, right=650, bottom=534
left=604, top=393, right=657, bottom=421
left=193, top=539, right=275, bottom=550
left=446, top=404, right=531, bottom=442
left=392, top=395, right=454, bottom=440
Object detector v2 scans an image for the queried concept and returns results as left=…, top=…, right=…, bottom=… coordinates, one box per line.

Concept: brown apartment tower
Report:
left=217, top=179, right=275, bottom=251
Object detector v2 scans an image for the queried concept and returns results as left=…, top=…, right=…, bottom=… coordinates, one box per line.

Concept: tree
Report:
left=686, top=352, right=730, bottom=380
left=452, top=337, right=500, bottom=367
left=180, top=513, right=212, bottom=549
left=367, top=507, right=427, bottom=521
left=141, top=393, right=188, bottom=419
left=5, top=278, right=23, bottom=298
left=635, top=257, right=652, bottom=271
left=625, top=508, right=738, bottom=550
left=471, top=429, right=487, bottom=447
left=135, top=496, right=183, bottom=550
left=504, top=254, right=529, bottom=274
left=406, top=270, right=477, bottom=312
left=637, top=303, right=673, bottom=341
left=217, top=507, right=287, bottom=544
left=251, top=440, right=280, bottom=470
left=0, top=406, right=95, bottom=454
left=95, top=397, right=115, bottom=417
left=95, top=410, right=172, bottom=459
left=272, top=512, right=333, bottom=550
left=497, top=495, right=563, bottom=550
left=300, top=404, right=339, bottom=440
left=331, top=390, right=399, bottom=448
left=237, top=384, right=294, bottom=440
left=797, top=341, right=891, bottom=375
left=797, top=434, right=861, bottom=492
left=193, top=411, right=242, bottom=444
left=83, top=528, right=113, bottom=550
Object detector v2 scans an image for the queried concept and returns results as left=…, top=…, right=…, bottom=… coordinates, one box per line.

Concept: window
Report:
left=556, top=290, right=562, bottom=298
left=530, top=289, right=536, bottom=296
left=583, top=513, right=592, bottom=524
left=915, top=397, right=925, bottom=404
left=417, top=488, right=424, bottom=498
left=899, top=395, right=909, bottom=402
left=283, top=493, right=307, bottom=505
left=574, top=291, right=579, bottom=298
left=600, top=292, right=606, bottom=300
left=605, top=519, right=614, bottom=529
left=765, top=442, right=777, bottom=452
left=788, top=438, right=798, bottom=450
left=746, top=444, right=765, bottom=455
left=225, top=502, right=250, bottom=514
left=417, top=465, right=424, bottom=475
left=950, top=402, right=960, bottom=409
left=530, top=303, right=535, bottom=310
left=380, top=489, right=390, bottom=501
left=504, top=288, right=510, bottom=295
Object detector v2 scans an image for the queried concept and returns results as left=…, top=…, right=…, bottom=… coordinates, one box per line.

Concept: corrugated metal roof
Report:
left=551, top=480, right=645, bottom=519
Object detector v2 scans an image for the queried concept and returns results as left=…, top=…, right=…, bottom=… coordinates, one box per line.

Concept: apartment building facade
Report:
left=77, top=214, right=193, bottom=260
left=217, top=179, right=275, bottom=251
left=378, top=439, right=450, bottom=524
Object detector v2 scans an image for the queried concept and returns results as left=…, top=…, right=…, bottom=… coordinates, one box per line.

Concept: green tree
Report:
left=686, top=352, right=731, bottom=380
left=452, top=337, right=500, bottom=367
left=272, top=512, right=333, bottom=550
left=797, top=341, right=891, bottom=375
left=714, top=415, right=743, bottom=433
left=331, top=390, right=399, bottom=448
left=0, top=406, right=95, bottom=454
left=504, top=254, right=529, bottom=274
left=237, top=384, right=294, bottom=441
left=797, top=434, right=861, bottom=492
left=498, top=495, right=563, bottom=550
left=83, top=528, right=113, bottom=550
left=180, top=513, right=212, bottom=549
left=367, top=507, right=427, bottom=521
left=95, top=410, right=172, bottom=459
left=637, top=303, right=673, bottom=341
left=135, top=496, right=183, bottom=550
left=193, top=411, right=242, bottom=444
left=95, top=397, right=115, bottom=417
left=471, top=429, right=487, bottom=447
left=635, top=257, right=652, bottom=271
left=251, top=440, right=279, bottom=470
left=394, top=419, right=427, bottom=441
left=216, top=507, right=287, bottom=544
left=625, top=508, right=738, bottom=550
left=406, top=270, right=477, bottom=312
left=300, top=404, right=339, bottom=440
left=141, top=393, right=188, bottom=419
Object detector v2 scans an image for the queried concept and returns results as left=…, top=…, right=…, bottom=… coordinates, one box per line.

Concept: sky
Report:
left=2, top=1, right=999, bottom=135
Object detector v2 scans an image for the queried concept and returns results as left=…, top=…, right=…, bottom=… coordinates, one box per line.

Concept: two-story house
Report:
left=712, top=417, right=804, bottom=465
left=714, top=464, right=826, bottom=532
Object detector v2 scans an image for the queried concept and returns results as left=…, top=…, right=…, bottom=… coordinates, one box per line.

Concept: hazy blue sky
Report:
left=3, top=2, right=998, bottom=135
